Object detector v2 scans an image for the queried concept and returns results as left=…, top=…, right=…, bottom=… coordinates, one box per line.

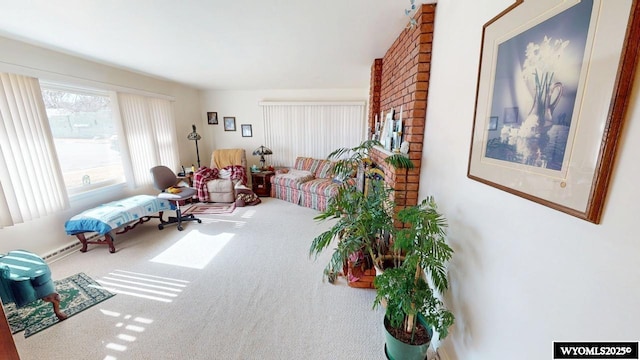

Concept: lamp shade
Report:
left=252, top=145, right=273, bottom=156
left=253, top=145, right=273, bottom=169
left=187, top=124, right=201, bottom=141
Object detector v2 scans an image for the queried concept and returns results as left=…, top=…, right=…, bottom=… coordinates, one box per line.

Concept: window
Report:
left=261, top=101, right=366, bottom=166
left=42, top=85, right=125, bottom=194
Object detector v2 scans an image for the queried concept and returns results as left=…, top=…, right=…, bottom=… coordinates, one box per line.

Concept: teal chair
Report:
left=0, top=250, right=67, bottom=321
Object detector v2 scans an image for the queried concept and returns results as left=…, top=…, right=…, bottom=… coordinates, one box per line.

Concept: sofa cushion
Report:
left=272, top=169, right=315, bottom=188
left=298, top=178, right=341, bottom=197
left=314, top=160, right=334, bottom=179
left=294, top=157, right=323, bottom=173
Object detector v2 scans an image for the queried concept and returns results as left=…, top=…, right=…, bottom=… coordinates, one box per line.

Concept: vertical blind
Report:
left=117, top=93, right=179, bottom=187
left=0, top=73, right=69, bottom=228
left=261, top=101, right=366, bottom=167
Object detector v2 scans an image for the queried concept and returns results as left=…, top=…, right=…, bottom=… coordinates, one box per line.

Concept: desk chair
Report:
left=150, top=166, right=202, bottom=231
left=0, top=250, right=67, bottom=321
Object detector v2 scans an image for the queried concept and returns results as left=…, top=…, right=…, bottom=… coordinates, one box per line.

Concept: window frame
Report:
left=40, top=81, right=130, bottom=198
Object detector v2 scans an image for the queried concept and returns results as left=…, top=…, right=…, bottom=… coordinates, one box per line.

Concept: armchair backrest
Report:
left=211, top=149, right=247, bottom=170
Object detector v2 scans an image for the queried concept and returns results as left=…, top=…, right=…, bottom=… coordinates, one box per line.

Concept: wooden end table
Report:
left=251, top=171, right=274, bottom=197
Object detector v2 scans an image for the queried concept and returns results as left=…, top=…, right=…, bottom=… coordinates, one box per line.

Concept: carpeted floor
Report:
left=11, top=198, right=438, bottom=360
left=6, top=272, right=115, bottom=337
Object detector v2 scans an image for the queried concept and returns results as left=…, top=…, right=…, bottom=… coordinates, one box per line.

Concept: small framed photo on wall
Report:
left=223, top=117, right=236, bottom=131
left=207, top=112, right=218, bottom=125
left=241, top=124, right=252, bottom=137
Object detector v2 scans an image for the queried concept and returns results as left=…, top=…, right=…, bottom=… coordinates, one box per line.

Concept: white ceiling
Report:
left=0, top=0, right=427, bottom=91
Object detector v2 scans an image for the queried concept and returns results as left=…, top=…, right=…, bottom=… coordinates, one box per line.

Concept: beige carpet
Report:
left=11, top=198, right=409, bottom=360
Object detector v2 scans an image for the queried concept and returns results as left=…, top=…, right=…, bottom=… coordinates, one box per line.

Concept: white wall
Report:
left=423, top=1, right=640, bottom=359
left=0, top=36, right=202, bottom=256
left=199, top=89, right=368, bottom=167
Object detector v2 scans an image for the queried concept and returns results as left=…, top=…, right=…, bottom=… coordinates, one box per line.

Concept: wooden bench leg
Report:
left=75, top=232, right=115, bottom=253
left=76, top=233, right=88, bottom=252
left=105, top=233, right=116, bottom=253
left=42, top=293, right=67, bottom=321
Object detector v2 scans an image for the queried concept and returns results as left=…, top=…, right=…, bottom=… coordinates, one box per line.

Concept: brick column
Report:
left=367, top=4, right=436, bottom=220
left=368, top=59, right=383, bottom=138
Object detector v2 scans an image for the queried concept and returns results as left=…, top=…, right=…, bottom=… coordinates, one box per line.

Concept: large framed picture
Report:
left=468, top=0, right=640, bottom=223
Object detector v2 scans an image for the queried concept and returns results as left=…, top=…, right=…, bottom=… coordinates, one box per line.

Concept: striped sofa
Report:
left=270, top=157, right=355, bottom=211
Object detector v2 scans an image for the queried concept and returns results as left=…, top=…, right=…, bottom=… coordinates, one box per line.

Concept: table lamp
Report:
left=252, top=145, right=273, bottom=169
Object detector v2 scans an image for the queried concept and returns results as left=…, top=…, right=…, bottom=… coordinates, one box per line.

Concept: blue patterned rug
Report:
left=4, top=272, right=115, bottom=337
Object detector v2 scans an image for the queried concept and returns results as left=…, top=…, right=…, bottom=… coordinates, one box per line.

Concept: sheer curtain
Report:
left=0, top=73, right=69, bottom=228
left=261, top=101, right=366, bottom=167
left=117, top=93, right=179, bottom=187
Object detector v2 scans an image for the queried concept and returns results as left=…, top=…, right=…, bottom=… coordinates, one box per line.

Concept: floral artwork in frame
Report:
left=223, top=117, right=236, bottom=131
left=468, top=0, right=640, bottom=223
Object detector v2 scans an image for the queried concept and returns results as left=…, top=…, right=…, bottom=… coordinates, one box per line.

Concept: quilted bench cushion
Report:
left=64, top=195, right=173, bottom=235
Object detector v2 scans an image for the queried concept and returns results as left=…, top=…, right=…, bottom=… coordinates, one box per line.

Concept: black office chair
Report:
left=150, top=166, right=202, bottom=231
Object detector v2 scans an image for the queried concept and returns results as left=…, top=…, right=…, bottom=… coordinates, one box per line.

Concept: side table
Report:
left=251, top=171, right=274, bottom=197
left=177, top=173, right=194, bottom=187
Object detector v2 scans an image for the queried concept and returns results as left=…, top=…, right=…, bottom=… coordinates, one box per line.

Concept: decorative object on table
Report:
left=241, top=124, right=252, bottom=137
left=252, top=145, right=273, bottom=169
left=187, top=124, right=202, bottom=168
left=372, top=113, right=380, bottom=141
left=250, top=164, right=260, bottom=173
left=5, top=272, right=115, bottom=338
left=393, top=105, right=403, bottom=153
left=468, top=0, right=640, bottom=224
left=223, top=116, right=236, bottom=131
left=400, top=141, right=410, bottom=155
left=207, top=111, right=218, bottom=125
left=379, top=109, right=392, bottom=150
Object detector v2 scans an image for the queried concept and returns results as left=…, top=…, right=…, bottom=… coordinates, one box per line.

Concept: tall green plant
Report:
left=310, top=179, right=395, bottom=281
left=310, top=139, right=416, bottom=282
left=373, top=197, right=454, bottom=342
left=327, top=139, right=414, bottom=180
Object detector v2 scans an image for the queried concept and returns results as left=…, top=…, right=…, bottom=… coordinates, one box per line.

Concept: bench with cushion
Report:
left=64, top=195, right=173, bottom=253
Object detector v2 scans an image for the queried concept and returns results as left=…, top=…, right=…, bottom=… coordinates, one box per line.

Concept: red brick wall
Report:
left=368, top=4, right=435, bottom=216
left=368, top=59, right=382, bottom=134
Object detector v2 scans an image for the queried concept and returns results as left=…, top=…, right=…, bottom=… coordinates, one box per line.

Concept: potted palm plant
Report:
left=309, top=140, right=414, bottom=283
left=310, top=178, right=395, bottom=282
left=373, top=197, right=455, bottom=360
